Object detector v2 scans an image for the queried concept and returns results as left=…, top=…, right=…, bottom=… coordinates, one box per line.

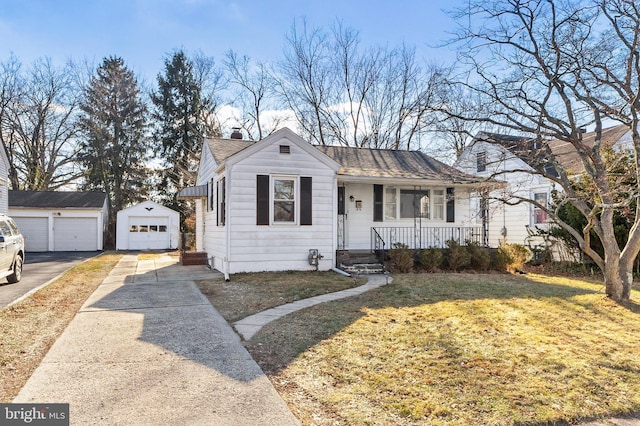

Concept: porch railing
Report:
left=371, top=226, right=484, bottom=250
left=371, top=228, right=386, bottom=264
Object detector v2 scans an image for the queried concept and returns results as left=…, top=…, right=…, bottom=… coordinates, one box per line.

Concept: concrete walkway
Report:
left=234, top=273, right=392, bottom=340
left=14, top=253, right=300, bottom=426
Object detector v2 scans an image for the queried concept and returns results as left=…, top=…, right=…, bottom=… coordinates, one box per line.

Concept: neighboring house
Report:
left=9, top=190, right=108, bottom=252
left=454, top=125, right=630, bottom=257
left=116, top=201, right=180, bottom=250
left=179, top=127, right=487, bottom=275
left=0, top=141, right=10, bottom=214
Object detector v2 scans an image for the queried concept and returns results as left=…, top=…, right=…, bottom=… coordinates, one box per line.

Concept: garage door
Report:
left=53, top=217, right=98, bottom=251
left=128, top=216, right=170, bottom=250
left=13, top=217, right=48, bottom=252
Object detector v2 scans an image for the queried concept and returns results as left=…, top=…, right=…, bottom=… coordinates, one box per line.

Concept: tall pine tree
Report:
left=151, top=50, right=209, bottom=226
left=78, top=56, right=149, bottom=247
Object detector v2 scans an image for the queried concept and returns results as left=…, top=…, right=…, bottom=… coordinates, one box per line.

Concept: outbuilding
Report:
left=116, top=201, right=179, bottom=250
left=9, top=190, right=108, bottom=252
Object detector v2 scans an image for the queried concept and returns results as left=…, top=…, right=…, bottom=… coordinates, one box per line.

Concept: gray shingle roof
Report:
left=9, top=190, right=107, bottom=209
left=205, top=136, right=480, bottom=183
left=315, top=145, right=480, bottom=183
left=206, top=138, right=254, bottom=164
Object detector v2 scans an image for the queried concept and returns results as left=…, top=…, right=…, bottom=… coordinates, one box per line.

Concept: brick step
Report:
left=180, top=251, right=209, bottom=266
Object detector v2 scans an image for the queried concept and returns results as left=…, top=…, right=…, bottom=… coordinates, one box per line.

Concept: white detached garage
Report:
left=9, top=190, right=108, bottom=252
left=116, top=201, right=179, bottom=250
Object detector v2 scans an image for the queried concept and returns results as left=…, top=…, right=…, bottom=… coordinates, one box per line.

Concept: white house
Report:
left=454, top=125, right=630, bottom=256
left=9, top=190, right=108, bottom=252
left=179, top=128, right=487, bottom=275
left=0, top=141, right=10, bottom=214
left=116, top=201, right=180, bottom=250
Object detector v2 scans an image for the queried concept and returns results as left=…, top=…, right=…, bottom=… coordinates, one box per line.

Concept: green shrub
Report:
left=445, top=240, right=470, bottom=271
left=466, top=241, right=491, bottom=271
left=389, top=243, right=414, bottom=273
left=495, top=242, right=532, bottom=273
left=418, top=248, right=443, bottom=272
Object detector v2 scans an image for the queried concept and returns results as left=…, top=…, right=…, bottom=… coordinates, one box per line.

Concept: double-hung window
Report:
left=385, top=187, right=397, bottom=220
left=533, top=192, right=548, bottom=224
left=273, top=177, right=296, bottom=223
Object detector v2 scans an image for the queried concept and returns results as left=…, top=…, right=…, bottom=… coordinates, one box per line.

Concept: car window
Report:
left=7, top=219, right=20, bottom=235
left=0, top=220, right=12, bottom=237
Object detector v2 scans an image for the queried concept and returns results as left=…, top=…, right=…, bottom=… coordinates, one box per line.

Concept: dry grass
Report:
left=0, top=253, right=123, bottom=402
left=197, top=271, right=364, bottom=322
left=221, top=272, right=640, bottom=425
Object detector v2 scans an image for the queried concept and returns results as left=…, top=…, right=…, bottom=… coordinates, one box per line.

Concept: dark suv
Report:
left=0, top=214, right=24, bottom=283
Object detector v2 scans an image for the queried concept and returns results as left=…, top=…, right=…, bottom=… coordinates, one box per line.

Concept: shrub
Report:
left=445, top=240, right=470, bottom=271
left=466, top=241, right=491, bottom=271
left=495, top=242, right=532, bottom=273
left=388, top=243, right=414, bottom=273
left=418, top=248, right=443, bottom=272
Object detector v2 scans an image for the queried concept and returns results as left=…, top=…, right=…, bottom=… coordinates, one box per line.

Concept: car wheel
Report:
left=7, top=255, right=22, bottom=284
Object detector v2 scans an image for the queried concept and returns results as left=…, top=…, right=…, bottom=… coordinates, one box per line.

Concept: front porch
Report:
left=371, top=226, right=485, bottom=252
left=336, top=226, right=485, bottom=272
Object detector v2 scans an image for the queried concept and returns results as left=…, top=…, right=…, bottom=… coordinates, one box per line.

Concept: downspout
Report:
left=224, top=166, right=231, bottom=282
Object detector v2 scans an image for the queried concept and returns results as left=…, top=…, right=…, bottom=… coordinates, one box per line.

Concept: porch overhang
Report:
left=177, top=184, right=208, bottom=199
left=335, top=175, right=501, bottom=189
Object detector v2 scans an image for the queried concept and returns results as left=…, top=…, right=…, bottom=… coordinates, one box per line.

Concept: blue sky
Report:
left=1, top=0, right=466, bottom=83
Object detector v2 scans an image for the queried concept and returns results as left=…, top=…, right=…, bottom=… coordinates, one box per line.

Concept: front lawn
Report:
left=214, top=272, right=640, bottom=425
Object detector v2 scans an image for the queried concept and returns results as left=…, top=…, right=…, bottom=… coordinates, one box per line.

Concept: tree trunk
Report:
left=603, top=254, right=632, bottom=301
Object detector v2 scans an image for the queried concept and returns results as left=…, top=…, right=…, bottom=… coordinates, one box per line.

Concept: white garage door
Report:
left=14, top=217, right=48, bottom=252
left=128, top=216, right=170, bottom=250
left=53, top=217, right=98, bottom=251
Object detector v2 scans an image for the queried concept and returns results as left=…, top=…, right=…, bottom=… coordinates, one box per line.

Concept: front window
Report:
left=385, top=187, right=397, bottom=220
left=533, top=192, right=548, bottom=224
left=274, top=177, right=296, bottom=223
left=400, top=189, right=430, bottom=219
left=433, top=189, right=445, bottom=220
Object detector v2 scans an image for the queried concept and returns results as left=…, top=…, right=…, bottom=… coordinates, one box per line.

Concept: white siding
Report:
left=455, top=141, right=555, bottom=248
left=0, top=143, right=9, bottom=214
left=198, top=133, right=338, bottom=274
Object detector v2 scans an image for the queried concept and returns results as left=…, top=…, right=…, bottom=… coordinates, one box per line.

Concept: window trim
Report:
left=272, top=176, right=298, bottom=224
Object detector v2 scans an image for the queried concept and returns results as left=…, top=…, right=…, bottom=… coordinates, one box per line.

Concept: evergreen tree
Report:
left=78, top=56, right=150, bottom=247
left=151, top=50, right=209, bottom=226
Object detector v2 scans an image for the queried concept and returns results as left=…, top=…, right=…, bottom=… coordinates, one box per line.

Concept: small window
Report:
left=533, top=193, right=548, bottom=224
left=149, top=225, right=158, bottom=232
left=159, top=225, right=167, bottom=232
left=279, top=145, right=291, bottom=154
left=139, top=225, right=149, bottom=233
left=273, top=177, right=296, bottom=222
left=477, top=151, right=487, bottom=172
left=129, top=225, right=138, bottom=232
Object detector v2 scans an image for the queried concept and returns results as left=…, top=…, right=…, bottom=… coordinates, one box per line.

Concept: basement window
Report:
left=279, top=145, right=291, bottom=154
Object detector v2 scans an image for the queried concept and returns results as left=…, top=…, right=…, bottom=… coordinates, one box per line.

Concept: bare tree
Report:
left=0, top=56, right=82, bottom=190
left=191, top=51, right=226, bottom=138
left=276, top=19, right=446, bottom=150
left=448, top=0, right=640, bottom=301
left=224, top=50, right=287, bottom=140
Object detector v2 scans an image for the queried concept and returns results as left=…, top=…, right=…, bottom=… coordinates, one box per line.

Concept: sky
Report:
left=0, top=0, right=467, bottom=84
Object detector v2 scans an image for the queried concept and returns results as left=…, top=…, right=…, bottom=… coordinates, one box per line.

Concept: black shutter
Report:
left=373, top=184, right=383, bottom=222
left=257, top=175, right=270, bottom=225
left=337, top=186, right=345, bottom=215
left=300, top=177, right=312, bottom=225
left=446, top=187, right=455, bottom=223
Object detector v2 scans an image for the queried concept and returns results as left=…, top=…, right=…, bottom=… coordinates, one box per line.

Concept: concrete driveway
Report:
left=0, top=251, right=99, bottom=309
